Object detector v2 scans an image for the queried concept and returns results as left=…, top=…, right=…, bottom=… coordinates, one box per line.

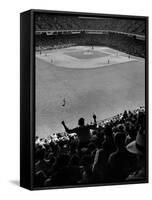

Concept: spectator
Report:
left=34, top=107, right=146, bottom=187
left=126, top=128, right=146, bottom=181
left=61, top=114, right=97, bottom=149
left=50, top=154, right=71, bottom=186
left=92, top=141, right=112, bottom=183
left=107, top=132, right=136, bottom=182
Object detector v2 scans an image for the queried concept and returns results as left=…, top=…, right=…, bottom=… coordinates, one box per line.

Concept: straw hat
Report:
left=126, top=128, right=145, bottom=155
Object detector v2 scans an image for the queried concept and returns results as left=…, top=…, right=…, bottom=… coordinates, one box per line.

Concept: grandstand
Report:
left=35, top=14, right=145, bottom=58
left=35, top=14, right=145, bottom=35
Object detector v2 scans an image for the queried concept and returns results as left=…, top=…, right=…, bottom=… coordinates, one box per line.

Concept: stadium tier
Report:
left=36, top=33, right=145, bottom=58
left=35, top=14, right=145, bottom=58
left=35, top=14, right=145, bottom=36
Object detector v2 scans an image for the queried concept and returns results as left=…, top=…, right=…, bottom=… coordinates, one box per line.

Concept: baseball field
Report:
left=36, top=46, right=145, bottom=137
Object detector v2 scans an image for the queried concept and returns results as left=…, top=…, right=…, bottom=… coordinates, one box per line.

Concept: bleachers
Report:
left=35, top=14, right=145, bottom=35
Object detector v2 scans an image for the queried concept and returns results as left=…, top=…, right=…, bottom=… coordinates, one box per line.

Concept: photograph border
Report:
left=20, top=9, right=149, bottom=190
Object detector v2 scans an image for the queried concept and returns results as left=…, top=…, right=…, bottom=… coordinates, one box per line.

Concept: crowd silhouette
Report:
left=35, top=107, right=146, bottom=187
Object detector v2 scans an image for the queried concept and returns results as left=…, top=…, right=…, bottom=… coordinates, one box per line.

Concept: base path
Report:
left=36, top=46, right=136, bottom=69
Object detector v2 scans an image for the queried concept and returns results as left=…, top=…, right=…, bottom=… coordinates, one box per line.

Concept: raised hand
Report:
left=93, top=114, right=96, bottom=119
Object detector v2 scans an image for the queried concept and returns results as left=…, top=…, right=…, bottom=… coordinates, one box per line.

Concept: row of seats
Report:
left=35, top=14, right=145, bottom=35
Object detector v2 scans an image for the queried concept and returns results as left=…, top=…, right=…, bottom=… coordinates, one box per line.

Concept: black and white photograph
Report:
left=34, top=11, right=148, bottom=189
left=1, top=0, right=152, bottom=197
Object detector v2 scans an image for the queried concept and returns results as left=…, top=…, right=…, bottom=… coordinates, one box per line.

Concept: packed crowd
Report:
left=36, top=33, right=145, bottom=58
left=35, top=14, right=145, bottom=35
left=35, top=107, right=146, bottom=187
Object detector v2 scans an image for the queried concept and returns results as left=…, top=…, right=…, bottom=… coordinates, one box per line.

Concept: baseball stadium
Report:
left=34, top=13, right=146, bottom=188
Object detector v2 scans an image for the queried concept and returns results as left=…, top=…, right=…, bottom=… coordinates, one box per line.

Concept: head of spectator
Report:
left=127, top=128, right=145, bottom=161
left=78, top=118, right=85, bottom=126
left=96, top=129, right=105, bottom=148
left=116, top=124, right=126, bottom=133
left=103, top=125, right=115, bottom=152
left=104, top=124, right=113, bottom=137
left=126, top=128, right=146, bottom=180
left=87, top=142, right=96, bottom=153
left=114, top=132, right=126, bottom=150
left=123, top=110, right=128, bottom=119
left=70, top=141, right=78, bottom=154
left=96, top=141, right=112, bottom=166
left=125, top=122, right=137, bottom=144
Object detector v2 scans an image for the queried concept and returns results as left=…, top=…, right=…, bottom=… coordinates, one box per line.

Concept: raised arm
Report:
left=61, top=121, right=77, bottom=134
left=89, top=114, right=97, bottom=129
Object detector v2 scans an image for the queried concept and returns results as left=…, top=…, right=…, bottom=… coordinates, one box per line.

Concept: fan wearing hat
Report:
left=126, top=127, right=146, bottom=181
left=107, top=132, right=136, bottom=182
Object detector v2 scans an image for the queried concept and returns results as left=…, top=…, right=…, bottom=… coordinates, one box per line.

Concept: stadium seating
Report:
left=36, top=32, right=145, bottom=58
left=35, top=14, right=145, bottom=35
left=35, top=107, right=146, bottom=187
left=35, top=14, right=145, bottom=58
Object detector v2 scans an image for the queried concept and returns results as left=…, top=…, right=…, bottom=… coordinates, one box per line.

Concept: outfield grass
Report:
left=36, top=46, right=145, bottom=137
